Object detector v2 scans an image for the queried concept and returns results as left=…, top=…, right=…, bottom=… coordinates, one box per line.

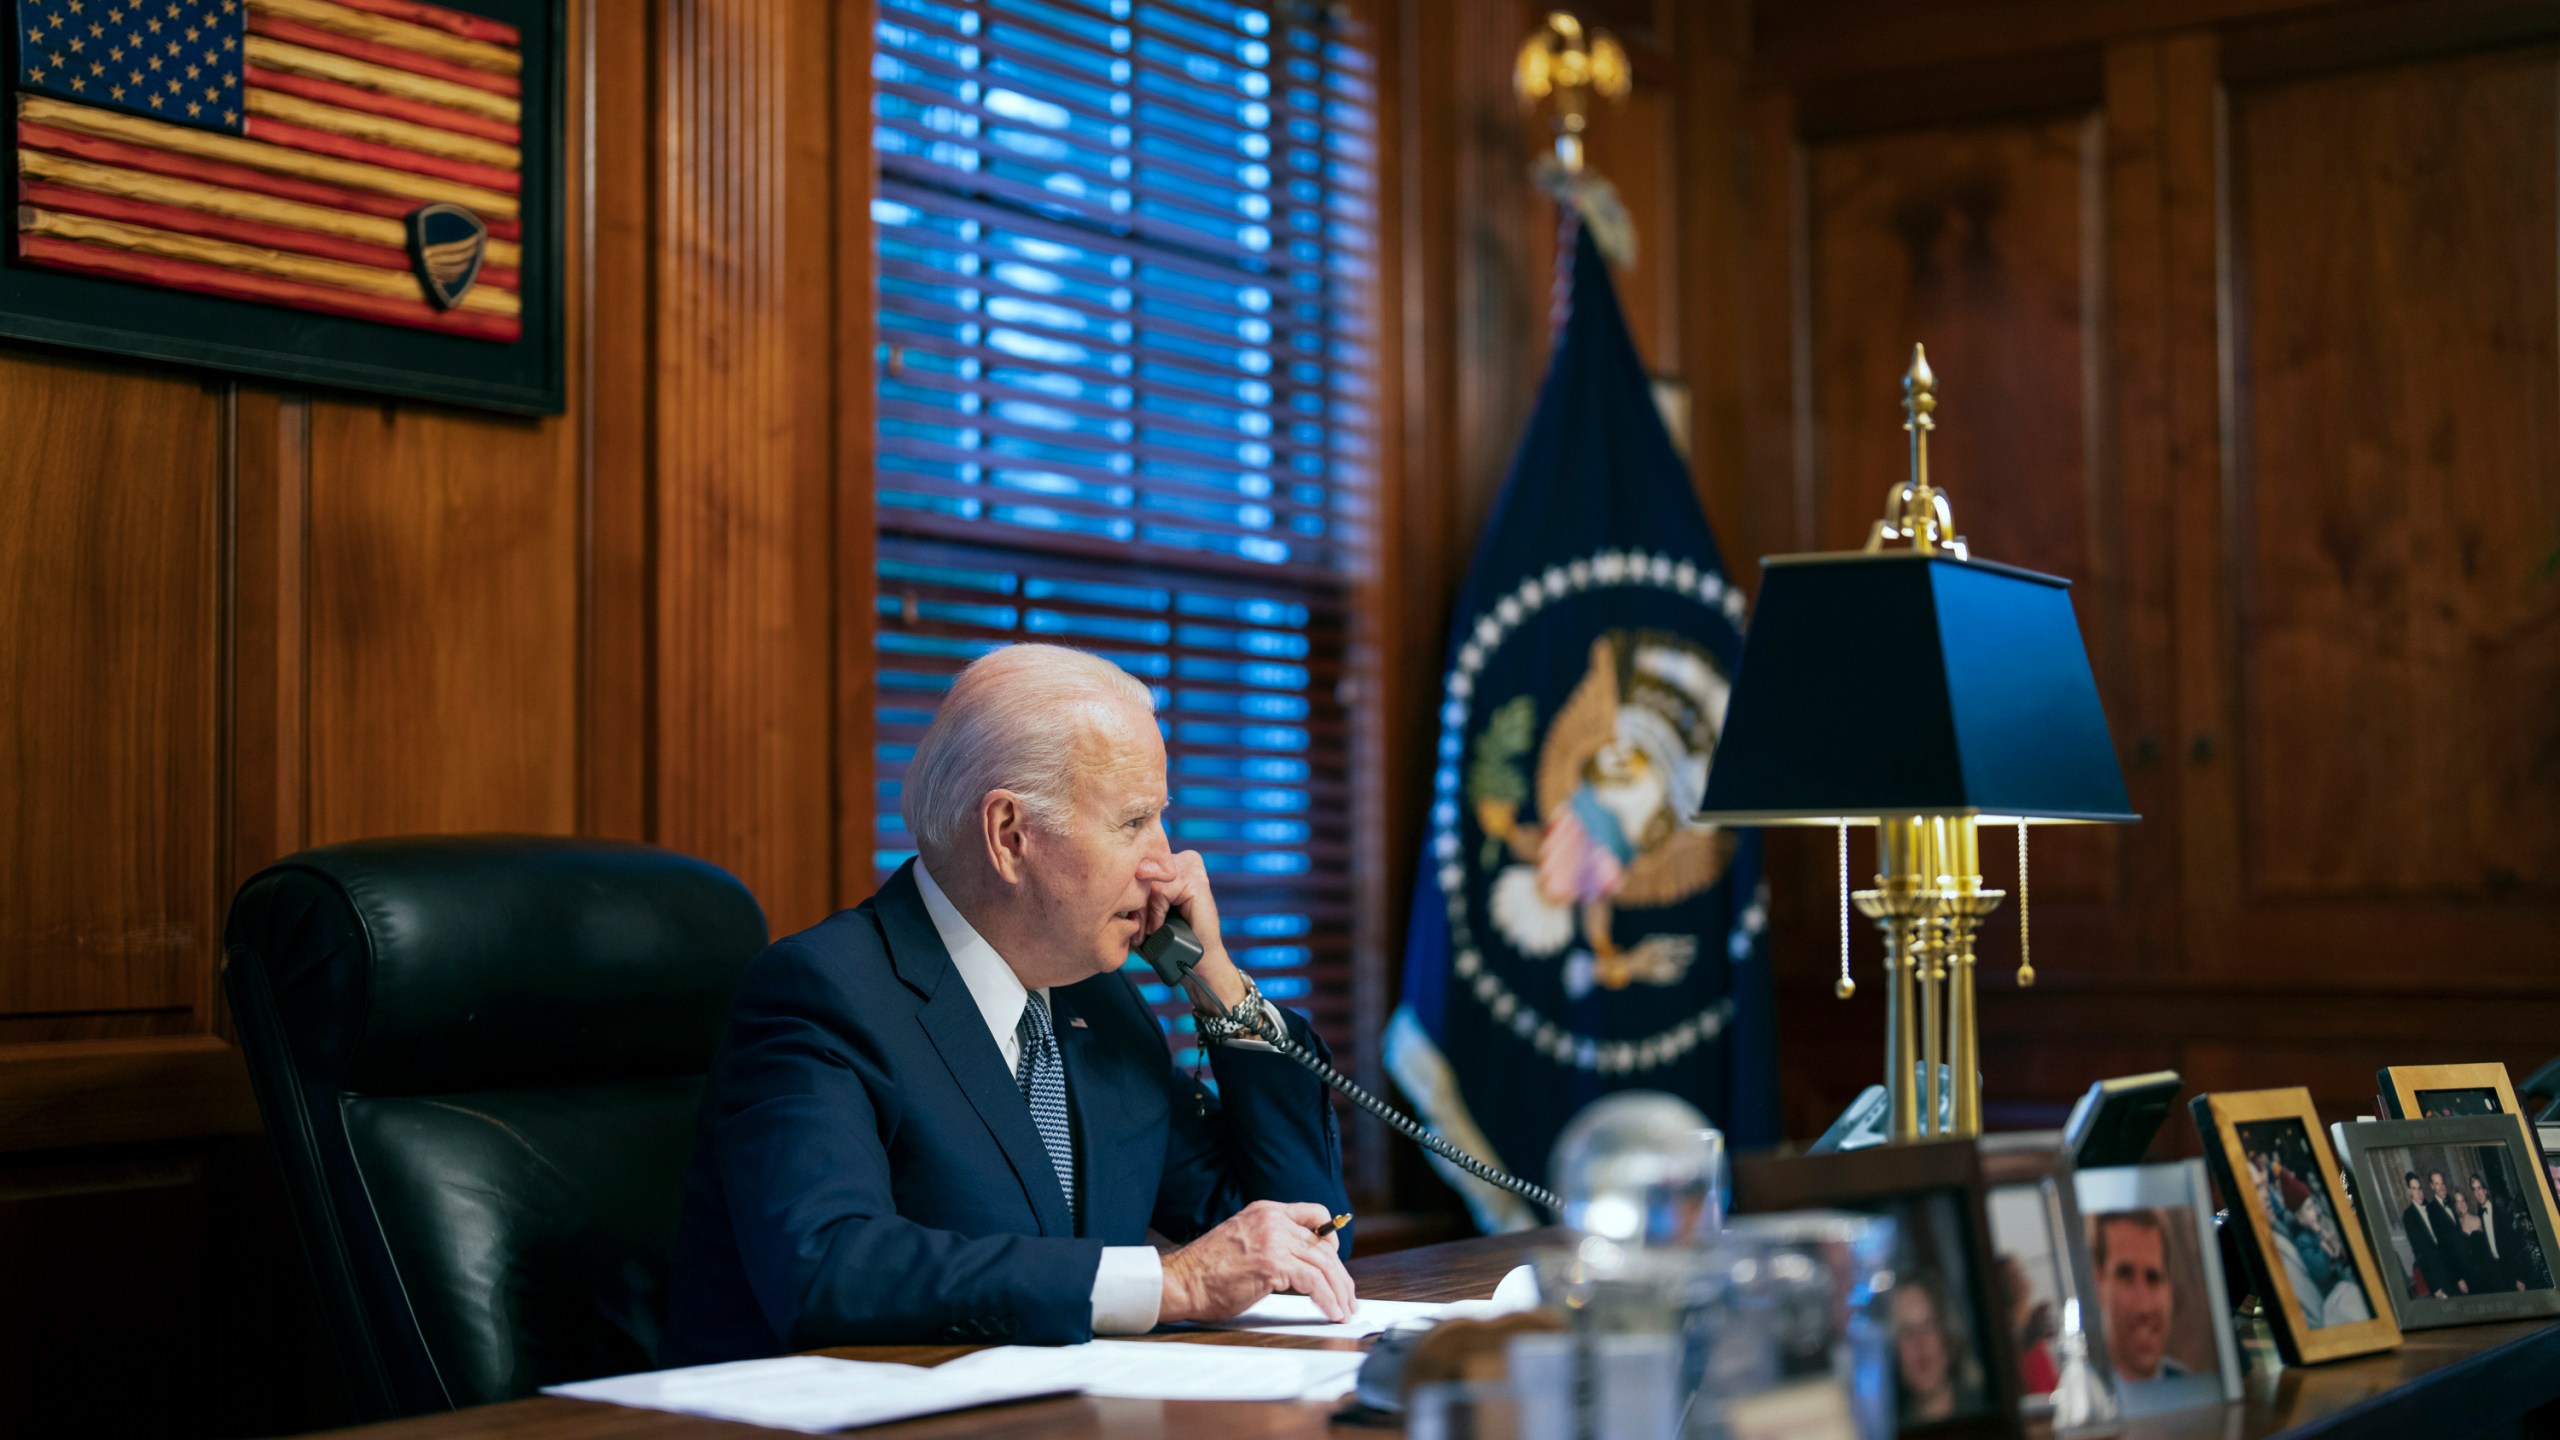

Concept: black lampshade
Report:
left=1695, top=552, right=2137, bottom=824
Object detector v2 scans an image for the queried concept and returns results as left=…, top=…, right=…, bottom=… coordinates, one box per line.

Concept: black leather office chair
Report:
left=224, top=836, right=767, bottom=1421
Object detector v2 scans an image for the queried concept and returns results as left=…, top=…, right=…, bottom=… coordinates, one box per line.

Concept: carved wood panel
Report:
left=649, top=0, right=842, bottom=937
left=2228, top=47, right=2560, bottom=905
left=304, top=401, right=582, bottom=844
left=0, top=354, right=220, bottom=1024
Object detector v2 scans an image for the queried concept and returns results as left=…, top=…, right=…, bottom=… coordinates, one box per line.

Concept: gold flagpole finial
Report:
left=1515, top=11, right=1631, bottom=175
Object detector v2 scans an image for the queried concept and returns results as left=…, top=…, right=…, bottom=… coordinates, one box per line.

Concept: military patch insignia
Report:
left=406, top=203, right=490, bottom=312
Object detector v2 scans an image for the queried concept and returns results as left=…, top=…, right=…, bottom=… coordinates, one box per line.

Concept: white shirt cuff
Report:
left=1091, top=1245, right=1164, bottom=1334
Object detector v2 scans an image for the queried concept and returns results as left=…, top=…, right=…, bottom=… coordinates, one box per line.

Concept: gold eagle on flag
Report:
left=1473, top=632, right=1736, bottom=996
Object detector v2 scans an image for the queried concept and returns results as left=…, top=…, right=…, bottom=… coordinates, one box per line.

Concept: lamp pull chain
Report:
left=2016, top=822, right=2034, bottom=987
left=1835, top=822, right=1855, bottom=998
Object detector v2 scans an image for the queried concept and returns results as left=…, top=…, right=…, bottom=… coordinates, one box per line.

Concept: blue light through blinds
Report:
left=872, top=0, right=1374, bottom=1057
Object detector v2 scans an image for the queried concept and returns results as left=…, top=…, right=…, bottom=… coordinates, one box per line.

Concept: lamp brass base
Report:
left=1853, top=817, right=2006, bottom=1142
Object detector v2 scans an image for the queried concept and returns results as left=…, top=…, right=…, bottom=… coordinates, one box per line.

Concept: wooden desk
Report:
left=310, top=1230, right=2560, bottom=1440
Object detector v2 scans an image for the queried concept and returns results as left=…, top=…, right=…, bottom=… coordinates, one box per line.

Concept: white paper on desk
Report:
left=1194, top=1262, right=1545, bottom=1339
left=542, top=1354, right=1074, bottom=1433
left=1193, top=1294, right=1454, bottom=1338
left=938, top=1338, right=1366, bottom=1403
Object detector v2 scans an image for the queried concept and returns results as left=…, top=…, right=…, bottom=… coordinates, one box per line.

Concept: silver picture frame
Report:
left=2072, top=1160, right=2244, bottom=1414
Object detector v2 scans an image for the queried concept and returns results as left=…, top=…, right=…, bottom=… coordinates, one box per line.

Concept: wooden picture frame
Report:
left=2189, top=1088, right=2401, bottom=1365
left=0, top=0, right=566, bottom=413
left=2378, top=1063, right=2560, bottom=1222
left=1733, top=1141, right=2024, bottom=1439
left=2073, top=1160, right=2244, bottom=1413
left=2336, top=1115, right=2560, bottom=1330
left=1974, top=1134, right=2106, bottom=1420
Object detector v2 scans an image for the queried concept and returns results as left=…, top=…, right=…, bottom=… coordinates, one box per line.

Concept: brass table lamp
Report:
left=1693, top=347, right=2138, bottom=1141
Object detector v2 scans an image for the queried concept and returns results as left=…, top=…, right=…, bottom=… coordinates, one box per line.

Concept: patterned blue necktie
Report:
left=1015, top=997, right=1076, bottom=1225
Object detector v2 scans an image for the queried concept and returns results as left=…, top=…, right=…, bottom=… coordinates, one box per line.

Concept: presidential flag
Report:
left=1386, top=225, right=1774, bottom=1231
left=12, top=0, right=522, bottom=340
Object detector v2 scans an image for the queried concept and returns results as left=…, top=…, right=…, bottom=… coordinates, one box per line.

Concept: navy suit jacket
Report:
left=661, top=862, right=1351, bottom=1361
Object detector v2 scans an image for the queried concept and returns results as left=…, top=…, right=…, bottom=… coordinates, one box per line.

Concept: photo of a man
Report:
left=2082, top=1203, right=2219, bottom=1402
left=2093, top=1211, right=2182, bottom=1384
left=2396, top=1171, right=2453, bottom=1299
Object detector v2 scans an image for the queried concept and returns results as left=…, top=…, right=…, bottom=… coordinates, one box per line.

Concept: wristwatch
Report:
left=1196, top=972, right=1281, bottom=1048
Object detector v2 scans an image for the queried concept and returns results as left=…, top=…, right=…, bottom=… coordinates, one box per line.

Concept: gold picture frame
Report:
left=2378, top=1063, right=2560, bottom=1220
left=2190, top=1087, right=2401, bottom=1364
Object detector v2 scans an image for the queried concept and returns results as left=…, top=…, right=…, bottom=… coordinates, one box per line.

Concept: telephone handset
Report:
left=1138, top=909, right=1561, bottom=1216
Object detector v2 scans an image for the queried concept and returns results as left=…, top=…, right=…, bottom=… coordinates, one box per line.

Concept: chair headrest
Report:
left=226, top=836, right=768, bottom=1095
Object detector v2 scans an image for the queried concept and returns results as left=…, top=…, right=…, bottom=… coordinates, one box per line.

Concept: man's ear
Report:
left=981, top=790, right=1032, bottom=885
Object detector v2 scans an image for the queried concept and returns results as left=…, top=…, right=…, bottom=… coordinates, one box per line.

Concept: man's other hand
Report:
left=1159, top=1200, right=1355, bottom=1324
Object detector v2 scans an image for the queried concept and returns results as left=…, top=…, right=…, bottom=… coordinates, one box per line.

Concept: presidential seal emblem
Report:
left=1473, top=630, right=1737, bottom=998
left=1422, top=548, right=1767, bottom=1079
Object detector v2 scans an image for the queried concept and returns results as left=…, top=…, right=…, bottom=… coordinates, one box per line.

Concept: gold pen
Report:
left=1312, top=1211, right=1353, bottom=1240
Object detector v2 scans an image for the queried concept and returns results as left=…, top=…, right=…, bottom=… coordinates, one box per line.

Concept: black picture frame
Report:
left=2336, top=1115, right=2560, bottom=1331
left=0, top=0, right=564, bottom=414
left=1732, top=1140, right=2024, bottom=1440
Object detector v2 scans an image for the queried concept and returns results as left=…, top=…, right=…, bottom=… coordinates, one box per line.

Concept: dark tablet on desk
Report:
left=2063, top=1071, right=2180, bottom=1167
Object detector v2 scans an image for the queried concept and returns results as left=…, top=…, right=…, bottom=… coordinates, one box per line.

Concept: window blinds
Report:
left=870, top=0, right=1373, bottom=1068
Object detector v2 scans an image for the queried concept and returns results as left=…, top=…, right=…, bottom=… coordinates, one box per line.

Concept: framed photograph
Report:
left=1975, top=1134, right=2107, bottom=1419
left=2378, top=1063, right=2560, bottom=1221
left=1733, top=1140, right=2023, bottom=1439
left=2073, top=1161, right=2243, bottom=1415
left=0, top=0, right=565, bottom=413
left=2189, top=1088, right=2400, bottom=1365
left=2335, top=1115, right=2560, bottom=1330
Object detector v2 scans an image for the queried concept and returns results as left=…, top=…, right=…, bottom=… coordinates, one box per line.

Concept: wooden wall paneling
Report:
left=582, top=0, right=654, bottom=844
left=227, top=390, right=310, bottom=897
left=1370, top=0, right=1553, bottom=1210
left=302, top=399, right=581, bottom=844
left=650, top=0, right=840, bottom=937
left=1758, top=0, right=2366, bottom=86
left=2222, top=45, right=2560, bottom=980
left=1670, top=0, right=1756, bottom=575
left=835, top=0, right=879, bottom=913
left=2153, top=32, right=2239, bottom=982
left=2096, top=37, right=2189, bottom=979
left=0, top=354, right=221, bottom=1034
left=1343, top=0, right=1408, bottom=1205
left=0, top=1036, right=258, bottom=1154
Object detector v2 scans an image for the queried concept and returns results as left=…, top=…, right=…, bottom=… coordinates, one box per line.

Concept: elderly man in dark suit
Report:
left=662, top=643, right=1356, bottom=1361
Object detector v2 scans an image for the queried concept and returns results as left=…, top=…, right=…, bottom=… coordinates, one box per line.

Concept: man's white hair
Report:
left=902, top=643, right=1157, bottom=863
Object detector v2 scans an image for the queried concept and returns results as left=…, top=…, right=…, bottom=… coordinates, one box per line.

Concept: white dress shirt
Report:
left=913, top=862, right=1164, bottom=1335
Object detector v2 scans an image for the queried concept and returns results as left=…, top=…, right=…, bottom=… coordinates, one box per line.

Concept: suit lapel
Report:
left=876, top=864, right=1074, bottom=1238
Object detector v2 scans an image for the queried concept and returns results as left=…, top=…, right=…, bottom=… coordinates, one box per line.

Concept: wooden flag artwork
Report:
left=1, top=0, right=559, bottom=411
